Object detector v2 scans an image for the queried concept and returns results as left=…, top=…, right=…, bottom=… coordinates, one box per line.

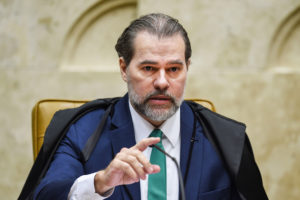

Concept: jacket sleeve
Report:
left=34, top=124, right=86, bottom=200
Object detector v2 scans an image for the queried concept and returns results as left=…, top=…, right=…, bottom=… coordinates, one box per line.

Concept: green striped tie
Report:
left=148, top=129, right=166, bottom=200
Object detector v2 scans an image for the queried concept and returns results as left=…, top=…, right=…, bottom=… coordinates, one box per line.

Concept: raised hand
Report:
left=94, top=137, right=161, bottom=195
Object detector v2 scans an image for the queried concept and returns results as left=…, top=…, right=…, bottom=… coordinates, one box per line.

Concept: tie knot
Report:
left=149, top=129, right=163, bottom=139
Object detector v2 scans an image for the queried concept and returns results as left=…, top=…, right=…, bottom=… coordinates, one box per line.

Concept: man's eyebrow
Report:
left=167, top=60, right=184, bottom=65
left=139, top=60, right=158, bottom=65
left=139, top=60, right=184, bottom=65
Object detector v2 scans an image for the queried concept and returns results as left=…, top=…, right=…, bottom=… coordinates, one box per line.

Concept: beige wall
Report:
left=1, top=0, right=299, bottom=199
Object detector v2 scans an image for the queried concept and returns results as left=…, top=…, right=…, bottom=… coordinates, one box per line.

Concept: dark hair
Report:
left=115, top=13, right=192, bottom=65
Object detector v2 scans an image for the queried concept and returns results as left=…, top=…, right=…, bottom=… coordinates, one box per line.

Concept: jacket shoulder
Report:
left=185, top=100, right=246, bottom=179
left=17, top=98, right=120, bottom=200
left=186, top=102, right=268, bottom=199
left=43, top=97, right=120, bottom=150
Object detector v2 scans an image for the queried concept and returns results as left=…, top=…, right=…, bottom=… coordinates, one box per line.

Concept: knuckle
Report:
left=127, top=156, right=136, bottom=163
left=121, top=147, right=128, bottom=152
left=141, top=138, right=148, bottom=143
left=115, top=152, right=122, bottom=158
left=111, top=158, right=120, bottom=166
left=132, top=149, right=140, bottom=155
left=123, top=163, right=130, bottom=170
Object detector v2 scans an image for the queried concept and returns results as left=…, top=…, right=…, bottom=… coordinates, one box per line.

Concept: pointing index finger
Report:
left=132, top=137, right=160, bottom=152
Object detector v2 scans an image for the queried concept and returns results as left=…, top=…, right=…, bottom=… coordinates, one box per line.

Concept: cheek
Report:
left=169, top=82, right=184, bottom=98
left=170, top=79, right=186, bottom=97
left=130, top=77, right=153, bottom=94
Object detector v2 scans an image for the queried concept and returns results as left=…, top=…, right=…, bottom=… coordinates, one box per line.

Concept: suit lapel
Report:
left=109, top=95, right=141, bottom=200
left=179, top=102, right=194, bottom=182
left=180, top=102, right=202, bottom=200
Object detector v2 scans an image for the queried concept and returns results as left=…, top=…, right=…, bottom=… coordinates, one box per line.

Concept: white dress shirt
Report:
left=68, top=102, right=181, bottom=200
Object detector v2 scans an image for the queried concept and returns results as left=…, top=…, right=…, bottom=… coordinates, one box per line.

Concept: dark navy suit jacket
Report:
left=34, top=95, right=240, bottom=199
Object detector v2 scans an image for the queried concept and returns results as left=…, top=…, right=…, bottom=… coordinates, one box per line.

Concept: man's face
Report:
left=120, top=31, right=189, bottom=126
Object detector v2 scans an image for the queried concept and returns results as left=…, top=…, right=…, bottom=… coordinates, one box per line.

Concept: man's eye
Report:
left=170, top=67, right=178, bottom=72
left=144, top=66, right=152, bottom=71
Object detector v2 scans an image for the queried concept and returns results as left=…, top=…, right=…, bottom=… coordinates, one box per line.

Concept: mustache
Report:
left=144, top=90, right=176, bottom=104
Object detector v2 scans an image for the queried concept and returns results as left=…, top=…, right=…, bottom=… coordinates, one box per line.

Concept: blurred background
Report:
left=1, top=0, right=299, bottom=199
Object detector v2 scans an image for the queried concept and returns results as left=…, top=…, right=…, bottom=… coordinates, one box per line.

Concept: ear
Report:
left=119, top=57, right=128, bottom=82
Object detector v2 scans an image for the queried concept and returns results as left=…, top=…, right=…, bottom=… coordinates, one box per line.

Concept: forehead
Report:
left=131, top=31, right=186, bottom=62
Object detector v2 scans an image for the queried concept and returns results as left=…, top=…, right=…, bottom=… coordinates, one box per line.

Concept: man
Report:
left=32, top=13, right=268, bottom=199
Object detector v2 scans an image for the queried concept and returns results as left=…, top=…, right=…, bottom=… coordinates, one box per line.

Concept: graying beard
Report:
left=143, top=102, right=178, bottom=122
left=128, top=85, right=181, bottom=122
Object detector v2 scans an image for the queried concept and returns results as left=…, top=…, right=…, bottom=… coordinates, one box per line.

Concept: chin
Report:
left=145, top=106, right=177, bottom=122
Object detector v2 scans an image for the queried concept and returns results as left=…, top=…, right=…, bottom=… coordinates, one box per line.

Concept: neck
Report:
left=145, top=117, right=164, bottom=127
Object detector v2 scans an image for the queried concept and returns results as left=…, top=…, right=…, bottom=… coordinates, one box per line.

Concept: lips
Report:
left=148, top=95, right=171, bottom=105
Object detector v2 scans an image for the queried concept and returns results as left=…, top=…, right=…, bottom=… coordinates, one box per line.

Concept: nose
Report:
left=153, top=70, right=169, bottom=91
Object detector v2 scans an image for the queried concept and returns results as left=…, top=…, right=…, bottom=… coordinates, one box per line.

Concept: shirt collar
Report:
left=129, top=101, right=180, bottom=148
